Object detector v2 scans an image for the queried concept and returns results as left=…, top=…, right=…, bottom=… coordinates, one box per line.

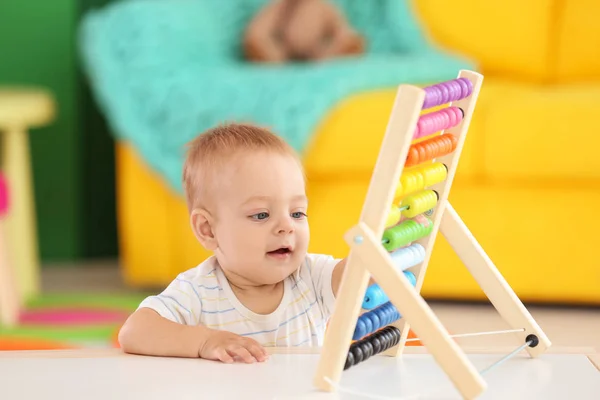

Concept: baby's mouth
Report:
left=267, top=246, right=293, bottom=257
left=268, top=247, right=291, bottom=254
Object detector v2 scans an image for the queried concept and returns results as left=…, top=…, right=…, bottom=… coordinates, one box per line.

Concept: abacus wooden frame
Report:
left=312, top=70, right=551, bottom=400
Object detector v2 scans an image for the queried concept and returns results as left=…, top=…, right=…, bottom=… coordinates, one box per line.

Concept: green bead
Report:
left=381, top=217, right=433, bottom=251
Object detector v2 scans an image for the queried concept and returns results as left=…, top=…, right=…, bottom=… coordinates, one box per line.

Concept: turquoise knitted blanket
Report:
left=79, top=0, right=474, bottom=193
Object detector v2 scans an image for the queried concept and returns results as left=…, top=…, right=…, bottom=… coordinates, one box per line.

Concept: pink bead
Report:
left=414, top=106, right=463, bottom=139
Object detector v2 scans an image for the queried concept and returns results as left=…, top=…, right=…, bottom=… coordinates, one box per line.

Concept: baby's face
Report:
left=211, top=150, right=309, bottom=285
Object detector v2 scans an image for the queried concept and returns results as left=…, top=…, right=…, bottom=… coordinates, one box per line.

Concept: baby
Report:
left=118, top=123, right=348, bottom=364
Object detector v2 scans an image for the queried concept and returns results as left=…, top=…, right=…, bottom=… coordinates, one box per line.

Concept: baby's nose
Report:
left=277, top=217, right=295, bottom=233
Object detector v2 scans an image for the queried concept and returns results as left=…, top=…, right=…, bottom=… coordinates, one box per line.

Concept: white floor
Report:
left=1, top=349, right=599, bottom=399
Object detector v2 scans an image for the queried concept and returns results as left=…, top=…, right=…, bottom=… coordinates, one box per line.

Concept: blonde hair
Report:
left=182, top=122, right=301, bottom=211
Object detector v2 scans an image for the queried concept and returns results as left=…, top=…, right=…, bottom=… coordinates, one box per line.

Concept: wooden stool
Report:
left=0, top=87, right=55, bottom=307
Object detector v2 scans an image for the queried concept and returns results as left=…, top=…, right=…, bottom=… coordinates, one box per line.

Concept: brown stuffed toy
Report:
left=243, top=0, right=365, bottom=63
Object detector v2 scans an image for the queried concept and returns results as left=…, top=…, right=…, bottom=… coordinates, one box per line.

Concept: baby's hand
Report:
left=198, top=329, right=269, bottom=364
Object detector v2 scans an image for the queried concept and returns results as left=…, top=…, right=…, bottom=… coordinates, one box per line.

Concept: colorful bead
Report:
left=405, top=133, right=458, bottom=167
left=344, top=351, right=354, bottom=370
left=382, top=218, right=433, bottom=251
left=0, top=173, right=9, bottom=217
left=422, top=77, right=473, bottom=109
left=385, top=205, right=402, bottom=228
left=399, top=190, right=438, bottom=218
left=390, top=243, right=426, bottom=271
left=414, top=107, right=463, bottom=140
left=353, top=298, right=405, bottom=339
left=344, top=326, right=402, bottom=370
left=362, top=271, right=417, bottom=309
left=395, top=162, right=447, bottom=198
left=354, top=318, right=367, bottom=338
left=362, top=284, right=388, bottom=309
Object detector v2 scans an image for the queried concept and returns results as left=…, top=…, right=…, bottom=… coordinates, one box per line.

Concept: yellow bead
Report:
left=385, top=205, right=401, bottom=227
left=395, top=162, right=447, bottom=199
left=400, top=190, right=438, bottom=218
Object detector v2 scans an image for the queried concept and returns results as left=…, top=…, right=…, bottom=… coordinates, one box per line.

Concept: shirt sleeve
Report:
left=137, top=273, right=203, bottom=326
left=305, top=253, right=342, bottom=318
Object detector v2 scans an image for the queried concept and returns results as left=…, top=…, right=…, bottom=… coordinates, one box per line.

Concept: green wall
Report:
left=0, top=0, right=118, bottom=262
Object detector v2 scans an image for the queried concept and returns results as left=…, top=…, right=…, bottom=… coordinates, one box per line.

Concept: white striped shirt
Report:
left=137, top=254, right=340, bottom=347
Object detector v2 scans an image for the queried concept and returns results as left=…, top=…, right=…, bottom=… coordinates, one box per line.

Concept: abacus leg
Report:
left=342, top=222, right=487, bottom=400
left=439, top=202, right=551, bottom=356
left=313, top=252, right=371, bottom=391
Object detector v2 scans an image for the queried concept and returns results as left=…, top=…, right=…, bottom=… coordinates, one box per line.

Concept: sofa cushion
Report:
left=478, top=80, right=600, bottom=179
left=412, top=0, right=558, bottom=82
left=425, top=183, right=600, bottom=304
left=555, top=0, right=600, bottom=81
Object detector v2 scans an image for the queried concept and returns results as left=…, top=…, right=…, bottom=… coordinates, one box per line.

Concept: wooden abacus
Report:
left=312, top=70, right=551, bottom=399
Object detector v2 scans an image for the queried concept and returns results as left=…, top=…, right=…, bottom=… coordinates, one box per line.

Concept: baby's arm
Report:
left=118, top=307, right=208, bottom=358
left=119, top=308, right=268, bottom=363
left=331, top=259, right=376, bottom=297
left=118, top=274, right=268, bottom=363
left=331, top=258, right=348, bottom=298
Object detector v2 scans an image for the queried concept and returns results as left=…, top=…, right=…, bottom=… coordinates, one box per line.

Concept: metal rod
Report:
left=405, top=328, right=525, bottom=342
left=479, top=338, right=534, bottom=375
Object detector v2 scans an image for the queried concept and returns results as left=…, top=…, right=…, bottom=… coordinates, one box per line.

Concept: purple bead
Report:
left=422, top=78, right=473, bottom=110
left=457, top=78, right=473, bottom=99
left=448, top=81, right=461, bottom=101
left=423, top=90, right=434, bottom=108
left=438, top=82, right=449, bottom=104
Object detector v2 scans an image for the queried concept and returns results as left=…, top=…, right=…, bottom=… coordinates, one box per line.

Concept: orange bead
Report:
left=404, top=133, right=458, bottom=167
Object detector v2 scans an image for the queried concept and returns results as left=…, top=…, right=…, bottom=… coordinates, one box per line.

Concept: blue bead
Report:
left=374, top=306, right=386, bottom=324
left=367, top=312, right=381, bottom=331
left=390, top=243, right=426, bottom=270
left=404, top=271, right=417, bottom=287
left=353, top=319, right=366, bottom=340
left=354, top=235, right=364, bottom=244
left=382, top=303, right=393, bottom=325
left=362, top=295, right=373, bottom=309
left=362, top=284, right=388, bottom=309
left=363, top=314, right=373, bottom=334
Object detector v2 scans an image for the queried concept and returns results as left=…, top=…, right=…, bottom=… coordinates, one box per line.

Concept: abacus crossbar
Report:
left=312, top=70, right=551, bottom=400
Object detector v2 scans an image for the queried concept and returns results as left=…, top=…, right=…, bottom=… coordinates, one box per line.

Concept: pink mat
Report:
left=0, top=172, right=8, bottom=216
left=19, top=308, right=129, bottom=326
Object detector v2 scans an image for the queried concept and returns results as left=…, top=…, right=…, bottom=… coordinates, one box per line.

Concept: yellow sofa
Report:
left=115, top=0, right=600, bottom=304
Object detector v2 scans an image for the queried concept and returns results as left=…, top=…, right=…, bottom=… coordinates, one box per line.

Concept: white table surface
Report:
left=0, top=347, right=598, bottom=399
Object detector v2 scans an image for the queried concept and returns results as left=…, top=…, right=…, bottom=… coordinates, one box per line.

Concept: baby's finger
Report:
left=246, top=342, right=268, bottom=362
left=244, top=337, right=268, bottom=354
left=228, top=345, right=256, bottom=364
left=215, top=348, right=234, bottom=364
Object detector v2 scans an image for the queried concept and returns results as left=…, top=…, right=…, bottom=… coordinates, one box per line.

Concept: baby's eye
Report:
left=251, top=212, right=269, bottom=220
left=291, top=211, right=307, bottom=219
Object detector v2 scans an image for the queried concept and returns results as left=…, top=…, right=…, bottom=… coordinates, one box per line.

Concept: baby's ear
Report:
left=190, top=208, right=218, bottom=250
